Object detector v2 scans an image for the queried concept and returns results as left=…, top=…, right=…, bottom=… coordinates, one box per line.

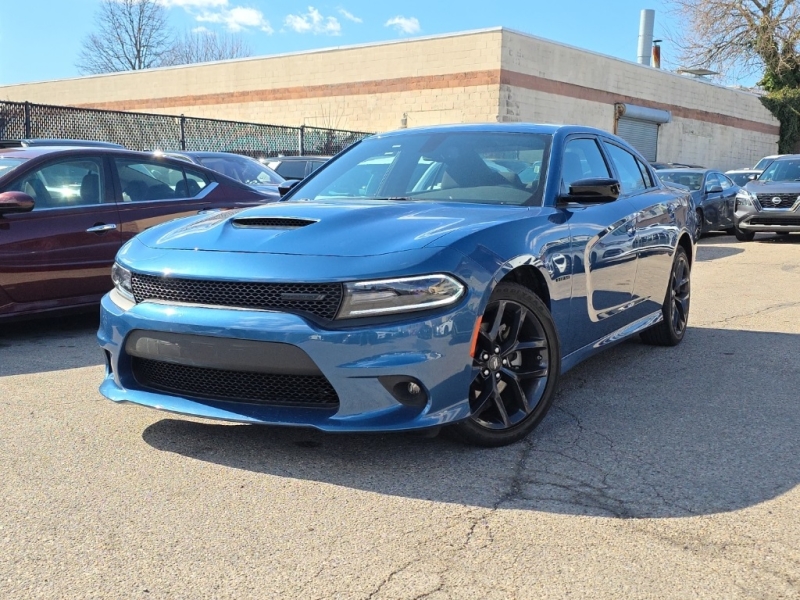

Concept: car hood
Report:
left=136, top=200, right=529, bottom=257
left=744, top=180, right=800, bottom=194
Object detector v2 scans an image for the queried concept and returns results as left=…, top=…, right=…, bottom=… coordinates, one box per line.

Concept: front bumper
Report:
left=735, top=204, right=800, bottom=232
left=97, top=291, right=480, bottom=432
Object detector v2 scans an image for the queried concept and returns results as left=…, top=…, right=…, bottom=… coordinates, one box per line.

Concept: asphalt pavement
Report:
left=1, top=233, right=799, bottom=599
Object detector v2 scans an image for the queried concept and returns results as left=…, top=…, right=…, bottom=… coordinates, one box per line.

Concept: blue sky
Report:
left=0, top=0, right=679, bottom=86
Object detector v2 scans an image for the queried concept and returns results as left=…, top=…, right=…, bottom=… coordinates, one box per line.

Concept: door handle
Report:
left=86, top=223, right=117, bottom=233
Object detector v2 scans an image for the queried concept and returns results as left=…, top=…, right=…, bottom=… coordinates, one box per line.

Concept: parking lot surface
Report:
left=1, top=234, right=799, bottom=599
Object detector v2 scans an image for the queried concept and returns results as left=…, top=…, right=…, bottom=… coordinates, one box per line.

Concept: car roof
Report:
left=657, top=168, right=712, bottom=176
left=167, top=151, right=255, bottom=159
left=270, top=155, right=331, bottom=161
left=769, top=154, right=800, bottom=162
left=726, top=169, right=760, bottom=173
left=374, top=123, right=619, bottom=138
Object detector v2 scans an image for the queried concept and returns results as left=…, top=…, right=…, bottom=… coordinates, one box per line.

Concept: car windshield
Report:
left=197, top=155, right=284, bottom=185
left=288, top=132, right=551, bottom=206
left=728, top=172, right=757, bottom=186
left=759, top=159, right=800, bottom=182
left=754, top=157, right=776, bottom=171
left=657, top=170, right=704, bottom=191
left=0, top=158, right=27, bottom=177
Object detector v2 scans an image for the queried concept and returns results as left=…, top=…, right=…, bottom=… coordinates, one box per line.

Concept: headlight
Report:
left=337, top=274, right=465, bottom=319
left=111, top=262, right=134, bottom=301
left=735, top=189, right=757, bottom=207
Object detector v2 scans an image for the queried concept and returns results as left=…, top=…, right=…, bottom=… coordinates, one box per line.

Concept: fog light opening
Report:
left=379, top=376, right=428, bottom=408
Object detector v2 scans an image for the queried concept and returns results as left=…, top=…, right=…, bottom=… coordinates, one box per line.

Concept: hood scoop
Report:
left=231, top=217, right=317, bottom=229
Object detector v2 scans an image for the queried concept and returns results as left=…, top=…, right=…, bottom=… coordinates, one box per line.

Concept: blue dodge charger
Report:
left=98, top=124, right=694, bottom=446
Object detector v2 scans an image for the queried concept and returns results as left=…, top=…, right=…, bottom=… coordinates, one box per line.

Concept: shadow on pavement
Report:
left=142, top=326, right=800, bottom=519
left=695, top=245, right=744, bottom=261
left=0, top=310, right=102, bottom=376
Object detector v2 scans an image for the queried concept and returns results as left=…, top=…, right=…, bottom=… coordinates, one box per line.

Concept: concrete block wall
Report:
left=499, top=30, right=779, bottom=171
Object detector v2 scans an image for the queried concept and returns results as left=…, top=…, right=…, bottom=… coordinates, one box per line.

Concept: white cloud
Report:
left=191, top=25, right=211, bottom=33
left=159, top=0, right=228, bottom=7
left=385, top=15, right=420, bottom=35
left=338, top=8, right=362, bottom=24
left=284, top=7, right=341, bottom=35
left=197, top=6, right=274, bottom=33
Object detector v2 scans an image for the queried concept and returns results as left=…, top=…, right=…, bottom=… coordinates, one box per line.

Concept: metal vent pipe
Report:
left=637, top=9, right=655, bottom=66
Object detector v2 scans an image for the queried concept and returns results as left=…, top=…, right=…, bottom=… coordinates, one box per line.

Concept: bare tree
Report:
left=669, top=0, right=800, bottom=88
left=164, top=30, right=253, bottom=66
left=76, top=0, right=174, bottom=74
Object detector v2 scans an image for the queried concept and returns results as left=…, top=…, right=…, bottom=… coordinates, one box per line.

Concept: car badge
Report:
left=771, top=197, right=783, bottom=206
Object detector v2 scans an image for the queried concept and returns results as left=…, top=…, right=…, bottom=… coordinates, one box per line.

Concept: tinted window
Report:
left=275, top=161, right=307, bottom=180
left=635, top=157, right=655, bottom=188
left=727, top=172, right=755, bottom=186
left=658, top=171, right=704, bottom=191
left=114, top=159, right=207, bottom=201
left=196, top=155, right=280, bottom=185
left=704, top=173, right=720, bottom=191
left=291, top=132, right=551, bottom=206
left=6, top=157, right=104, bottom=209
left=603, top=143, right=646, bottom=194
left=0, top=158, right=27, bottom=177
left=718, top=174, right=734, bottom=189
left=561, top=138, right=610, bottom=190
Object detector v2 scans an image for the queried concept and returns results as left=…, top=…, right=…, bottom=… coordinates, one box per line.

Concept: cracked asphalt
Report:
left=1, top=233, right=799, bottom=599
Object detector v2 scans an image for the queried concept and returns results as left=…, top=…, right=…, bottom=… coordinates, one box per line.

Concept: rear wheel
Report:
left=734, top=222, right=755, bottom=241
left=641, top=246, right=691, bottom=347
left=450, top=282, right=560, bottom=447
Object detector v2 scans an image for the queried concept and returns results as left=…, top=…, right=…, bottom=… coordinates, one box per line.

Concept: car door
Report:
left=558, top=136, right=640, bottom=353
left=701, top=172, right=726, bottom=230
left=112, top=156, right=221, bottom=242
left=602, top=141, right=681, bottom=318
left=717, top=172, right=738, bottom=227
left=0, top=155, right=120, bottom=305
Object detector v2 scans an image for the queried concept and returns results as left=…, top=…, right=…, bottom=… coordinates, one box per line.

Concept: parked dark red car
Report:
left=0, top=146, right=275, bottom=320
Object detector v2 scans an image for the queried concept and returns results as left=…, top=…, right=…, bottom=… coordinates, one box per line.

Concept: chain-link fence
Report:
left=0, top=100, right=372, bottom=157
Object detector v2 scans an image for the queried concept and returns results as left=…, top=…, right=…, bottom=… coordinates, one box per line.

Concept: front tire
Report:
left=734, top=222, right=755, bottom=241
left=641, top=246, right=690, bottom=347
left=450, top=282, right=560, bottom=447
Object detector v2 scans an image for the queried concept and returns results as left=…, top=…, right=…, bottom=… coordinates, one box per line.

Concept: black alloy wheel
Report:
left=695, top=209, right=704, bottom=241
left=641, top=246, right=691, bottom=346
left=450, top=282, right=560, bottom=447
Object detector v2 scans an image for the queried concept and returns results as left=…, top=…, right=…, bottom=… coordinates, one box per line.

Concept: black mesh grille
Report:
left=749, top=217, right=800, bottom=226
left=132, top=358, right=339, bottom=406
left=231, top=217, right=316, bottom=228
left=756, top=194, right=799, bottom=209
left=131, top=274, right=343, bottom=320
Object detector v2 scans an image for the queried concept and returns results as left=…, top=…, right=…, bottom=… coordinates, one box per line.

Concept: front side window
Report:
left=114, top=158, right=208, bottom=201
left=603, top=143, right=647, bottom=195
left=5, top=157, right=104, bottom=209
left=290, top=132, right=552, bottom=206
left=561, top=138, right=610, bottom=190
left=0, top=158, right=27, bottom=178
left=718, top=174, right=734, bottom=189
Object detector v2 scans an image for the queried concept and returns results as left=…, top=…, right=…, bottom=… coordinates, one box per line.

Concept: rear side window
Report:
left=603, top=143, right=646, bottom=195
left=275, top=161, right=307, bottom=180
left=6, top=157, right=105, bottom=209
left=114, top=158, right=208, bottom=201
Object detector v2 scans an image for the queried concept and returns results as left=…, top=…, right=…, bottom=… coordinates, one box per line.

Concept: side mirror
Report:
left=558, top=178, right=621, bottom=204
left=706, top=184, right=723, bottom=194
left=0, top=191, right=35, bottom=215
left=278, top=179, right=301, bottom=197
left=748, top=174, right=757, bottom=180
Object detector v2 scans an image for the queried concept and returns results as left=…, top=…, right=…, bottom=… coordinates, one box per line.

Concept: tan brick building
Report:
left=0, top=28, right=779, bottom=170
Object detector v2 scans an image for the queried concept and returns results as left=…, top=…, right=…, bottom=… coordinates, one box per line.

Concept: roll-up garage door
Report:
left=614, top=104, right=671, bottom=162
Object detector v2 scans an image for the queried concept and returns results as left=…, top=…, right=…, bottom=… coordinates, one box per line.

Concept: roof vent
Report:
left=231, top=217, right=317, bottom=229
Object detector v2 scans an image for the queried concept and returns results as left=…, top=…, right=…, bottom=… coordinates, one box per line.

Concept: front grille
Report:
left=749, top=216, right=800, bottom=226
left=131, top=274, right=343, bottom=320
left=132, top=357, right=340, bottom=407
left=232, top=217, right=316, bottom=228
left=756, top=193, right=798, bottom=209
